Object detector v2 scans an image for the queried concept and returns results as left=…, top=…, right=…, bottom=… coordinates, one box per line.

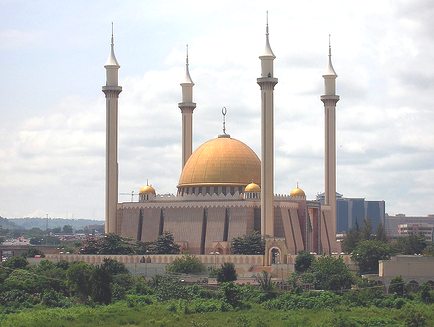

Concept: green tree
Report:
left=151, top=232, right=180, bottom=254
left=393, top=234, right=427, bottom=255
left=51, top=227, right=61, bottom=234
left=255, top=271, right=274, bottom=293
left=217, top=262, right=237, bottom=283
left=388, top=276, right=405, bottom=296
left=98, top=234, right=135, bottom=254
left=295, top=251, right=315, bottom=273
left=422, top=244, right=434, bottom=256
left=419, top=283, right=432, bottom=304
left=375, top=222, right=387, bottom=242
left=351, top=239, right=392, bottom=274
left=361, top=218, right=373, bottom=241
left=101, top=258, right=129, bottom=275
left=310, top=256, right=353, bottom=291
left=166, top=255, right=205, bottom=274
left=22, top=248, right=45, bottom=258
left=2, top=256, right=29, bottom=270
left=231, top=231, right=265, bottom=255
left=220, top=282, right=242, bottom=307
left=0, top=236, right=5, bottom=244
left=62, top=225, right=73, bottom=234
left=90, top=265, right=112, bottom=304
left=341, top=226, right=361, bottom=254
left=67, top=262, right=94, bottom=302
left=4, top=269, right=46, bottom=293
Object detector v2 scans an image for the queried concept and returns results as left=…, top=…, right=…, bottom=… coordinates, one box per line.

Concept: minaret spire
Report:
left=321, top=35, right=340, bottom=254
left=103, top=25, right=122, bottom=234
left=179, top=44, right=197, bottom=169
left=258, top=12, right=278, bottom=238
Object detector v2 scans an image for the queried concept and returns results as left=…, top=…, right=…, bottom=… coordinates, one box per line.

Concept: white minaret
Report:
left=321, top=35, right=339, bottom=239
left=257, top=13, right=278, bottom=237
left=178, top=45, right=196, bottom=168
left=102, top=24, right=122, bottom=234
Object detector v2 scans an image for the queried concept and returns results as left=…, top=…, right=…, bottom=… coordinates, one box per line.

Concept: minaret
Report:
left=321, top=35, right=339, bottom=241
left=102, top=24, right=122, bottom=234
left=178, top=45, right=196, bottom=168
left=257, top=13, right=278, bottom=237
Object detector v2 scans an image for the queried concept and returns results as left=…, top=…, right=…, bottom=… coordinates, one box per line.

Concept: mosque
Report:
left=102, top=21, right=340, bottom=264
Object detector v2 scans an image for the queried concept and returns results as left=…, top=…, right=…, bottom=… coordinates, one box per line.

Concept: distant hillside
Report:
left=0, top=217, right=21, bottom=230
left=8, top=218, right=104, bottom=230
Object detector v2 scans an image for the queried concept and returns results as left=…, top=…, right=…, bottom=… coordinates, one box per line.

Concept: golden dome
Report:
left=245, top=182, right=261, bottom=192
left=139, top=185, right=156, bottom=195
left=290, top=185, right=306, bottom=198
left=178, top=136, right=260, bottom=188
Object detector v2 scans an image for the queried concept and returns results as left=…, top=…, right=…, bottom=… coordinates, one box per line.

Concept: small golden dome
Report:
left=245, top=182, right=261, bottom=193
left=139, top=185, right=156, bottom=195
left=178, top=136, right=260, bottom=188
left=290, top=184, right=306, bottom=198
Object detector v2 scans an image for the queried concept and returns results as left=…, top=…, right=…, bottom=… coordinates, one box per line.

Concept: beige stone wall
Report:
left=379, top=255, right=434, bottom=278
left=45, top=253, right=263, bottom=265
left=164, top=207, right=204, bottom=253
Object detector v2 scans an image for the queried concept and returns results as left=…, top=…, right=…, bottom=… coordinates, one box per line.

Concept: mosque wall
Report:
left=164, top=207, right=204, bottom=254
left=140, top=207, right=162, bottom=242
left=204, top=207, right=226, bottom=254
left=119, top=207, right=140, bottom=239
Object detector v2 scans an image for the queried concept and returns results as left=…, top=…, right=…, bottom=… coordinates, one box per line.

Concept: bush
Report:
left=41, top=289, right=72, bottom=308
left=126, top=294, right=153, bottom=307
left=219, top=282, right=242, bottom=307
left=295, top=251, right=315, bottom=273
left=152, top=275, right=188, bottom=301
left=400, top=305, right=427, bottom=327
left=263, top=291, right=342, bottom=310
left=166, top=255, right=205, bottom=274
left=389, top=276, right=405, bottom=296
left=216, top=262, right=237, bottom=283
left=2, top=256, right=28, bottom=270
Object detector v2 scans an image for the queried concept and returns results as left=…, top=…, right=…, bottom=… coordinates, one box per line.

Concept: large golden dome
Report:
left=178, top=135, right=260, bottom=188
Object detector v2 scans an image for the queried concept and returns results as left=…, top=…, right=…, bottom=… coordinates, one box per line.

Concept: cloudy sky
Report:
left=1, top=0, right=433, bottom=219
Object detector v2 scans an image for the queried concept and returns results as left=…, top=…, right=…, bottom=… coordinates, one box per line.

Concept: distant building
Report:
left=385, top=214, right=434, bottom=239
left=397, top=223, right=434, bottom=242
left=317, top=193, right=385, bottom=233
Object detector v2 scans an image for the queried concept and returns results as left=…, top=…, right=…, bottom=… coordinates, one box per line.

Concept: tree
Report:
left=151, top=232, right=180, bottom=254
left=166, top=255, right=205, bottom=274
left=389, top=276, right=405, bottom=296
left=295, top=251, right=315, bottom=273
left=217, top=262, right=237, bottom=283
left=62, top=225, right=73, bottom=234
left=101, top=258, right=129, bottom=275
left=422, top=244, right=434, bottom=256
left=341, top=227, right=361, bottom=254
left=2, top=256, right=29, bottom=270
left=231, top=231, right=265, bottom=255
left=361, top=218, right=373, bottom=241
left=375, top=222, right=387, bottom=242
left=90, top=265, right=112, bottom=304
left=98, top=234, right=135, bottom=254
left=0, top=236, right=5, bottom=244
left=310, top=256, right=353, bottom=291
left=351, top=240, right=392, bottom=274
left=22, top=248, right=45, bottom=258
left=393, top=234, right=427, bottom=255
left=255, top=271, right=274, bottom=292
left=67, top=262, right=94, bottom=302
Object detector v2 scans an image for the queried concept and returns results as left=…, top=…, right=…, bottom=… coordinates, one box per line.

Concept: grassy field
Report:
left=1, top=301, right=432, bottom=327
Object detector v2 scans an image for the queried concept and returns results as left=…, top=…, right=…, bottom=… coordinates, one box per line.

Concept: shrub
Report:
left=126, top=294, right=153, bottom=307
left=166, top=255, right=205, bottom=274
left=295, top=251, right=315, bottom=273
left=219, top=282, right=242, bottom=307
left=263, top=291, right=342, bottom=311
left=152, top=275, right=188, bottom=301
left=41, top=289, right=72, bottom=308
left=389, top=276, right=405, bottom=296
left=216, top=262, right=237, bottom=283
left=400, top=305, right=427, bottom=327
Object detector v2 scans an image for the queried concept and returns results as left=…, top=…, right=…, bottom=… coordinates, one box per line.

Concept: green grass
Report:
left=0, top=301, right=433, bottom=327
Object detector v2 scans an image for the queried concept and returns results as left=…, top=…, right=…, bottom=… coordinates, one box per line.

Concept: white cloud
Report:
left=0, top=0, right=433, bottom=218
